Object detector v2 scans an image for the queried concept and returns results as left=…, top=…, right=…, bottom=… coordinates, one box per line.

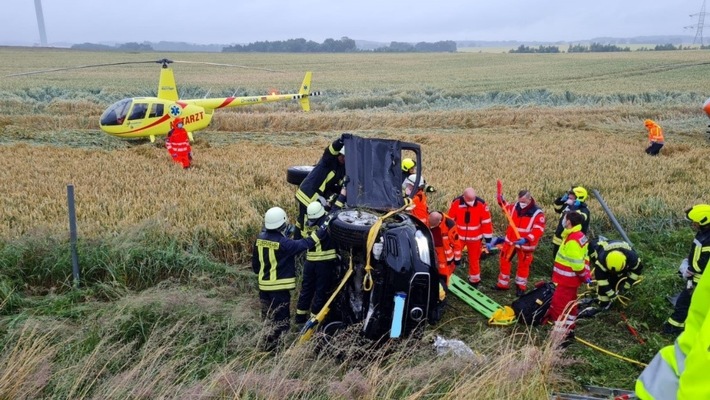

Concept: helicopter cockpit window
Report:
left=100, top=98, right=131, bottom=126
left=128, top=103, right=148, bottom=121
left=148, top=103, right=164, bottom=118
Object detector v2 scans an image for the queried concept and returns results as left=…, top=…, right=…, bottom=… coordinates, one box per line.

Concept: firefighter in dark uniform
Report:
left=295, top=202, right=339, bottom=324
left=251, top=206, right=327, bottom=350
left=663, top=204, right=710, bottom=335
left=294, top=135, right=347, bottom=239
left=552, top=186, right=591, bottom=260
left=579, top=239, right=642, bottom=318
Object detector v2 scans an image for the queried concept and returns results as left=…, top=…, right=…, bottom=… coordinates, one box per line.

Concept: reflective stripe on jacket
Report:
left=502, top=200, right=545, bottom=251
left=552, top=225, right=590, bottom=287
left=589, top=240, right=642, bottom=302
left=687, top=228, right=710, bottom=284
left=636, top=263, right=710, bottom=399
left=447, top=196, right=493, bottom=242
left=431, top=214, right=463, bottom=263
left=552, top=199, right=590, bottom=245
left=252, top=229, right=319, bottom=291
left=304, top=218, right=337, bottom=262
left=296, top=139, right=345, bottom=207
left=647, top=122, right=665, bottom=143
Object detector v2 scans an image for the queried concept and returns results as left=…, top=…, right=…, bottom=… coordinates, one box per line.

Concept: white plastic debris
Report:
left=433, top=335, right=475, bottom=357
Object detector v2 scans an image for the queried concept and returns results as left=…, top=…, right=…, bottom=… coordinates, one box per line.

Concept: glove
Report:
left=341, top=175, right=350, bottom=185
left=679, top=258, right=692, bottom=278
left=581, top=270, right=592, bottom=284
left=372, top=241, right=384, bottom=260
left=578, top=306, right=600, bottom=319
left=320, top=214, right=334, bottom=229
left=513, top=238, right=527, bottom=246
left=425, top=185, right=436, bottom=193
left=485, top=242, right=494, bottom=252
left=490, top=236, right=504, bottom=247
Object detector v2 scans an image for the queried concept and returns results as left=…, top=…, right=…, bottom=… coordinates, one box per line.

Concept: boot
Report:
left=560, top=330, right=575, bottom=349
left=491, top=284, right=509, bottom=291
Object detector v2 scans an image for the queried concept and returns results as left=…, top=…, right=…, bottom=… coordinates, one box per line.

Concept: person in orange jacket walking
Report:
left=494, top=189, right=546, bottom=296
left=644, top=119, right=664, bottom=156
left=428, top=211, right=463, bottom=287
left=166, top=117, right=192, bottom=168
left=447, top=188, right=494, bottom=288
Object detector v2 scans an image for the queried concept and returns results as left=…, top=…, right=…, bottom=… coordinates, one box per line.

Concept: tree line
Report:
left=510, top=42, right=708, bottom=53
left=223, top=37, right=456, bottom=53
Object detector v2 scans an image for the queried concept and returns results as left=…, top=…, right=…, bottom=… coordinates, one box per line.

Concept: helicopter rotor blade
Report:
left=4, top=60, right=164, bottom=77
left=171, top=60, right=281, bottom=73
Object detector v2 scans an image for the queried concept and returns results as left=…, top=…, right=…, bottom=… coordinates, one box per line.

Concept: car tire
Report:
left=330, top=209, right=380, bottom=249
left=286, top=165, right=314, bottom=186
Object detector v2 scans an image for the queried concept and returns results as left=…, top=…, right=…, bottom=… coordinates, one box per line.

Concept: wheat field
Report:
left=1, top=48, right=709, bottom=262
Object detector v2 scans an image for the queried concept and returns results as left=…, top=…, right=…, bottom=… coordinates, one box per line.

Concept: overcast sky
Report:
left=1, top=0, right=705, bottom=46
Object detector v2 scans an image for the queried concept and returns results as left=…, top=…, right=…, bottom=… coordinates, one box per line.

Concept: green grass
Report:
left=1, top=47, right=708, bottom=398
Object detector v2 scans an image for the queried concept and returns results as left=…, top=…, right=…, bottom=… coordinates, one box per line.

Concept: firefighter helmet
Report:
left=685, top=204, right=710, bottom=226
left=569, top=186, right=588, bottom=202
left=405, top=174, right=425, bottom=188
left=402, top=158, right=416, bottom=172
left=306, top=201, right=326, bottom=221
left=606, top=251, right=627, bottom=272
left=264, top=207, right=288, bottom=230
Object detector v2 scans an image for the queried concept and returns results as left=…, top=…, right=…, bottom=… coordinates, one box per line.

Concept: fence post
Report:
left=67, top=184, right=80, bottom=287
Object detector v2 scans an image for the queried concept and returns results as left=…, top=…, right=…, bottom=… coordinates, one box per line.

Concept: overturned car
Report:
left=288, top=134, right=441, bottom=341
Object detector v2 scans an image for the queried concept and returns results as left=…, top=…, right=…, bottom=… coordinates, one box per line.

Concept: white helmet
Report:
left=264, top=207, right=288, bottom=230
left=405, top=174, right=425, bottom=188
left=307, top=201, right=326, bottom=220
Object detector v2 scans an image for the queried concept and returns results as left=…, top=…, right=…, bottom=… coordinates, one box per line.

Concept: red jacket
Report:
left=431, top=213, right=463, bottom=264
left=167, top=127, right=191, bottom=154
left=447, top=196, right=493, bottom=242
left=502, top=199, right=545, bottom=252
left=410, top=190, right=429, bottom=224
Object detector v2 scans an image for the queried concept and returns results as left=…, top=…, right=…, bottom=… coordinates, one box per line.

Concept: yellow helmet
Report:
left=570, top=186, right=588, bottom=202
left=402, top=158, right=416, bottom=172
left=685, top=204, right=710, bottom=226
left=606, top=251, right=627, bottom=272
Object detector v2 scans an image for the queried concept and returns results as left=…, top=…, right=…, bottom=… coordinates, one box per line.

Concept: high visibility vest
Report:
left=552, top=225, right=590, bottom=287
left=447, top=196, right=493, bottom=242
left=647, top=122, right=665, bottom=143
left=503, top=201, right=545, bottom=251
left=636, top=266, right=710, bottom=399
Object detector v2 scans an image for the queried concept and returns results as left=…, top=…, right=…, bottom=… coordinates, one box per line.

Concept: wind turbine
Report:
left=34, top=0, right=48, bottom=46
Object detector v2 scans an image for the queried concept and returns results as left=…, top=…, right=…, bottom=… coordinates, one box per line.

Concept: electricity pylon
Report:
left=685, top=0, right=707, bottom=46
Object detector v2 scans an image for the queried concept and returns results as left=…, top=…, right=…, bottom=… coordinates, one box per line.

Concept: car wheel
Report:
left=286, top=165, right=314, bottom=186
left=330, top=209, right=380, bottom=249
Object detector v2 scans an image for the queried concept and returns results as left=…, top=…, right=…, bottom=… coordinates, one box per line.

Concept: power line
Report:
left=685, top=0, right=707, bottom=46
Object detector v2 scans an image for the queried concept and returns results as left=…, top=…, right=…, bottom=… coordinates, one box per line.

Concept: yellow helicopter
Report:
left=8, top=58, right=320, bottom=142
